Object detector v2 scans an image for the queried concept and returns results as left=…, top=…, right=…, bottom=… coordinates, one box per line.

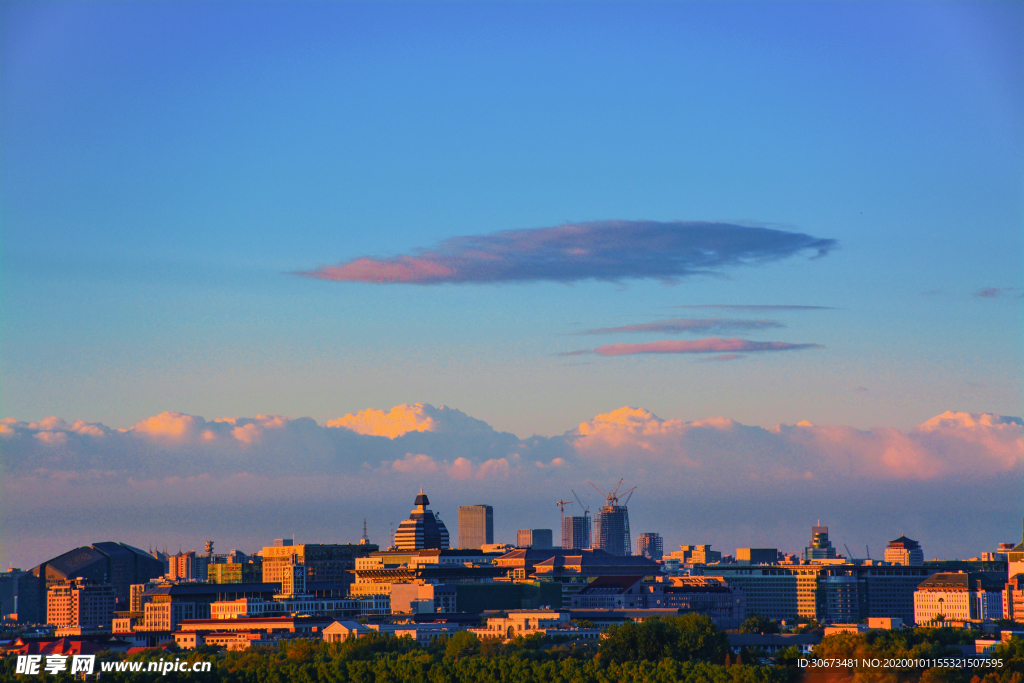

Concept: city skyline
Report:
left=2, top=2, right=1022, bottom=575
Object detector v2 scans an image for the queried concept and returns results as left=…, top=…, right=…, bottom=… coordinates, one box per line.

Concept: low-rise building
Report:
left=468, top=609, right=600, bottom=641
left=914, top=572, right=1003, bottom=624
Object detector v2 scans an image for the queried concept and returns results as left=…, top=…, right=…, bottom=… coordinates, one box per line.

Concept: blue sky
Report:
left=1, top=1, right=1022, bottom=567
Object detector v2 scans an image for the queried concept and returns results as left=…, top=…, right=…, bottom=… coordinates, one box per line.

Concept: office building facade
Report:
left=517, top=529, right=553, bottom=549
left=594, top=505, right=631, bottom=556
left=636, top=533, right=664, bottom=560
left=804, top=526, right=838, bottom=561
left=458, top=505, right=494, bottom=549
left=562, top=515, right=591, bottom=551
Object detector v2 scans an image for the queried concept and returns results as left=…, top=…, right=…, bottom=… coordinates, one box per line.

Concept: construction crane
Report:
left=589, top=479, right=636, bottom=508
left=555, top=499, right=573, bottom=543
left=571, top=490, right=590, bottom=516
left=843, top=543, right=854, bottom=560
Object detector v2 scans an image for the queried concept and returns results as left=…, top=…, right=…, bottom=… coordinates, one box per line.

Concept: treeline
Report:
left=4, top=616, right=1022, bottom=683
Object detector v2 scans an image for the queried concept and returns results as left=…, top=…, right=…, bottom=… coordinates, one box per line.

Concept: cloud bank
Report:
left=297, top=221, right=836, bottom=285
left=577, top=318, right=784, bottom=335
left=563, top=338, right=822, bottom=356
left=3, top=405, right=1021, bottom=568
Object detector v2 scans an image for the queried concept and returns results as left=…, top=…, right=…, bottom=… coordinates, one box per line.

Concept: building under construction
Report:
left=590, top=480, right=635, bottom=557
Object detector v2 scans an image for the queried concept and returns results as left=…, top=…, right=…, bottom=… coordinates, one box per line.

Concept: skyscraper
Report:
left=804, top=525, right=838, bottom=561
left=636, top=533, right=664, bottom=560
left=458, top=505, right=493, bottom=549
left=594, top=505, right=631, bottom=556
left=562, top=515, right=591, bottom=550
left=394, top=488, right=450, bottom=551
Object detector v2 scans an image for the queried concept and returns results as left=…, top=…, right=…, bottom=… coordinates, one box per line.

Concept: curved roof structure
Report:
left=394, top=488, right=450, bottom=551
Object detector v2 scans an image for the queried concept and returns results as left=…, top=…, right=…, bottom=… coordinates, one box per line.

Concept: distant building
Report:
left=736, top=548, right=778, bottom=565
left=804, top=526, right=838, bottom=561
left=458, top=505, right=494, bottom=549
left=0, top=568, right=25, bottom=619
left=46, top=578, right=116, bottom=629
left=594, top=506, right=631, bottom=557
left=517, top=529, right=553, bottom=549
left=394, top=489, right=450, bottom=551
left=18, top=542, right=165, bottom=623
left=636, top=533, right=664, bottom=560
left=884, top=536, right=924, bottom=566
left=166, top=551, right=205, bottom=582
left=207, top=561, right=262, bottom=584
left=914, top=572, right=1003, bottom=623
left=260, top=541, right=377, bottom=594
left=667, top=545, right=722, bottom=565
left=562, top=515, right=591, bottom=551
left=570, top=575, right=745, bottom=629
left=1003, top=573, right=1024, bottom=622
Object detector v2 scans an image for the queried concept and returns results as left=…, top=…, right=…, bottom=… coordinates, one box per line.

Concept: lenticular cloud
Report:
left=297, top=220, right=836, bottom=285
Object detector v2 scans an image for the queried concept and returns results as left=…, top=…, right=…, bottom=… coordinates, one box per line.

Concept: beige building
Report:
left=468, top=609, right=600, bottom=641
left=668, top=545, right=721, bottom=565
left=260, top=539, right=376, bottom=593
left=914, top=572, right=1002, bottom=623
left=323, top=620, right=371, bottom=642
left=46, top=578, right=116, bottom=628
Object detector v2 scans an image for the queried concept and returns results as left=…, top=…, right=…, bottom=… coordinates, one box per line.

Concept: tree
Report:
left=740, top=614, right=780, bottom=634
left=445, top=630, right=480, bottom=661
left=599, top=613, right=728, bottom=666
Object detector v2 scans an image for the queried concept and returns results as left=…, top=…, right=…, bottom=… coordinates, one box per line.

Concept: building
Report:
left=562, top=515, right=591, bottom=551
left=667, top=545, right=722, bottom=565
left=207, top=560, right=262, bottom=584
left=137, top=583, right=282, bottom=632
left=458, top=505, right=494, bottom=549
left=648, top=577, right=746, bottom=629
left=636, top=533, right=664, bottom=560
left=517, top=529, right=553, bottom=549
left=804, top=526, right=838, bottom=562
left=1003, top=573, right=1024, bottom=622
left=737, top=549, right=778, bottom=565
left=18, top=542, right=165, bottom=623
left=594, top=505, right=631, bottom=557
left=0, top=568, right=25, bottom=619
left=394, top=489, right=450, bottom=551
left=323, top=620, right=372, bottom=642
left=46, top=579, right=116, bottom=628
left=914, top=572, right=1004, bottom=623
left=530, top=549, right=660, bottom=606
left=260, top=539, right=377, bottom=594
left=468, top=610, right=599, bottom=641
left=166, top=551, right=205, bottom=582
left=884, top=536, right=924, bottom=566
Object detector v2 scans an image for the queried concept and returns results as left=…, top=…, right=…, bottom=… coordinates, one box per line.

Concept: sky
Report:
left=1, top=0, right=1022, bottom=570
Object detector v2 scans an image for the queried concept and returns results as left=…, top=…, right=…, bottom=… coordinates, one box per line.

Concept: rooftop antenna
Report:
left=866, top=545, right=871, bottom=560
left=361, top=518, right=370, bottom=544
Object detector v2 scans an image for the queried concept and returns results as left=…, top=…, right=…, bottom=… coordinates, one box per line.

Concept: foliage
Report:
left=600, top=613, right=729, bottom=666
left=740, top=615, right=781, bottom=635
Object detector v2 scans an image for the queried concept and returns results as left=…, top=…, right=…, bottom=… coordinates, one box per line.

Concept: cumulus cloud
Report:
left=563, top=337, right=822, bottom=356
left=327, top=403, right=496, bottom=438
left=296, top=221, right=836, bottom=285
left=576, top=318, right=783, bottom=335
left=3, top=404, right=1021, bottom=568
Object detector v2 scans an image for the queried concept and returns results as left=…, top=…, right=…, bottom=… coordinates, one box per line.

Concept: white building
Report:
left=914, top=572, right=1003, bottom=623
left=468, top=609, right=601, bottom=641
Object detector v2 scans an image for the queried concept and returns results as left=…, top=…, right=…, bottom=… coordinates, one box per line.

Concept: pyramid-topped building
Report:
left=394, top=488, right=450, bottom=551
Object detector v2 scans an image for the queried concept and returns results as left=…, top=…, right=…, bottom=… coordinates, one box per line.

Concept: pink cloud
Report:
left=132, top=412, right=206, bottom=439
left=577, top=318, right=783, bottom=336
left=296, top=221, right=836, bottom=285
left=565, top=337, right=821, bottom=356
left=391, top=453, right=439, bottom=474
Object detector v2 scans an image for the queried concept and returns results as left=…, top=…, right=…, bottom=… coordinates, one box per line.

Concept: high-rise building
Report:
left=517, top=529, right=553, bottom=549
left=636, top=533, right=664, bottom=560
left=395, top=489, right=450, bottom=551
left=458, top=505, right=494, bottom=549
left=562, top=515, right=591, bottom=551
left=804, top=525, right=838, bottom=561
left=594, top=505, right=631, bottom=556
left=884, top=536, right=924, bottom=566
